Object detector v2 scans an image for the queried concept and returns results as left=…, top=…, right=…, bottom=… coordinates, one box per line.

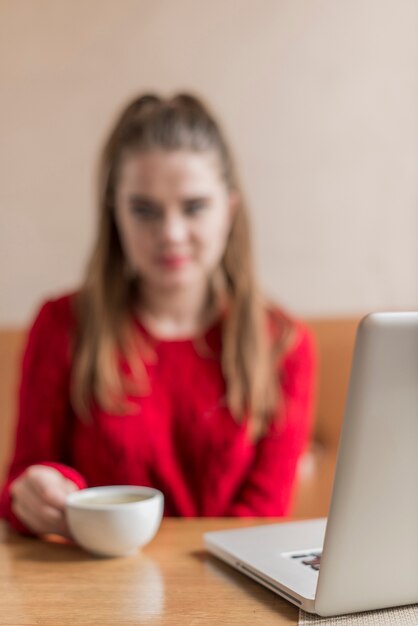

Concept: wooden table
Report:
left=0, top=518, right=299, bottom=625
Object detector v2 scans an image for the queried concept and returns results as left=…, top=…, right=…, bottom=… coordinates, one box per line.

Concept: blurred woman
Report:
left=0, top=93, right=316, bottom=538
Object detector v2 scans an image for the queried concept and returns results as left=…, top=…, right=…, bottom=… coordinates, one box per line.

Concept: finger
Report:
left=54, top=515, right=72, bottom=539
left=13, top=480, right=63, bottom=525
left=12, top=471, right=65, bottom=514
left=12, top=499, right=47, bottom=535
left=24, top=467, right=72, bottom=509
left=12, top=496, right=69, bottom=538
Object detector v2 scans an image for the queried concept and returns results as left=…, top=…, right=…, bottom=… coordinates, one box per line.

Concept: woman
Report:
left=0, top=93, right=316, bottom=538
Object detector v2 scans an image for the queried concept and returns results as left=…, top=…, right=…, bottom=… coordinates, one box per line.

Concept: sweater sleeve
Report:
left=0, top=298, right=87, bottom=535
left=226, top=323, right=317, bottom=517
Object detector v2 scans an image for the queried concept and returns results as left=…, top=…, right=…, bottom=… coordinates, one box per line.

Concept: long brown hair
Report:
left=71, top=93, right=294, bottom=438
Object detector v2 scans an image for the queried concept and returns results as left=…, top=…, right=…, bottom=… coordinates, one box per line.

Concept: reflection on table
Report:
left=0, top=518, right=299, bottom=625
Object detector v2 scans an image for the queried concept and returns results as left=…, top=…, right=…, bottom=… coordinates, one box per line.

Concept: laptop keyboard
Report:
left=291, top=551, right=322, bottom=571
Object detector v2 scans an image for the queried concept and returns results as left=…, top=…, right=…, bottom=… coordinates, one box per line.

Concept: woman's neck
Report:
left=137, top=281, right=216, bottom=339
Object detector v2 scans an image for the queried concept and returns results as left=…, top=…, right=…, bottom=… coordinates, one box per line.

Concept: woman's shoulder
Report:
left=28, top=291, right=79, bottom=338
left=265, top=304, right=316, bottom=405
left=265, top=302, right=315, bottom=360
left=21, top=292, right=80, bottom=373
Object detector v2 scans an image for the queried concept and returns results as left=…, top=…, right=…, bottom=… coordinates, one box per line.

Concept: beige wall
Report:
left=1, top=0, right=417, bottom=325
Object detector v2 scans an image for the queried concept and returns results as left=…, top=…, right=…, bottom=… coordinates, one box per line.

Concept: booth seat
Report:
left=293, top=318, right=359, bottom=517
left=0, top=318, right=360, bottom=519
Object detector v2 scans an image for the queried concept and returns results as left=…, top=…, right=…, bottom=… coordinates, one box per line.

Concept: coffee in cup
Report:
left=66, top=485, right=164, bottom=557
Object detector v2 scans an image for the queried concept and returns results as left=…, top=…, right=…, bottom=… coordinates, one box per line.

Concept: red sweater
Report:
left=0, top=295, right=316, bottom=532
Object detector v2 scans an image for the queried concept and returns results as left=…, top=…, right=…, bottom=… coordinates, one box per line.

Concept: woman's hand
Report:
left=10, top=465, right=79, bottom=538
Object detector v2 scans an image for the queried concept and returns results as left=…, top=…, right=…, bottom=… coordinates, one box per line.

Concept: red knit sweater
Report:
left=0, top=294, right=316, bottom=533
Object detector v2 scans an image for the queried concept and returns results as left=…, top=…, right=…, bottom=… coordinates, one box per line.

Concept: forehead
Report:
left=117, top=149, right=224, bottom=196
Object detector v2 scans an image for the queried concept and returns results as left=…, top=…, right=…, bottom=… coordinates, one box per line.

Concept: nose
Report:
left=160, top=212, right=188, bottom=244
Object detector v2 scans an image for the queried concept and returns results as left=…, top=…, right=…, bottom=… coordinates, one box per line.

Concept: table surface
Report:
left=0, top=518, right=300, bottom=626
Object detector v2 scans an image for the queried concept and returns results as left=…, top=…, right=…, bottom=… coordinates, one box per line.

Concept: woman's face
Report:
left=114, top=149, right=236, bottom=293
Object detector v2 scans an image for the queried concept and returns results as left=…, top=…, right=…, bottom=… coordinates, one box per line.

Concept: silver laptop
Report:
left=204, top=312, right=418, bottom=617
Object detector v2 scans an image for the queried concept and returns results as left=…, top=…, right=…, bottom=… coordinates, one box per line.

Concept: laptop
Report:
left=204, top=312, right=418, bottom=617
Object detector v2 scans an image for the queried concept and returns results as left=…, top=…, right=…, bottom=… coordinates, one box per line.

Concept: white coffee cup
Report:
left=66, top=485, right=164, bottom=557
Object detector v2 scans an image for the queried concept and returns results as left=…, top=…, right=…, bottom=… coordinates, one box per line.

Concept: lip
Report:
left=157, top=255, right=191, bottom=269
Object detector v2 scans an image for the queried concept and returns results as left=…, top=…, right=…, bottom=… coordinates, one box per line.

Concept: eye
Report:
left=130, top=203, right=161, bottom=220
left=184, top=198, right=209, bottom=215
